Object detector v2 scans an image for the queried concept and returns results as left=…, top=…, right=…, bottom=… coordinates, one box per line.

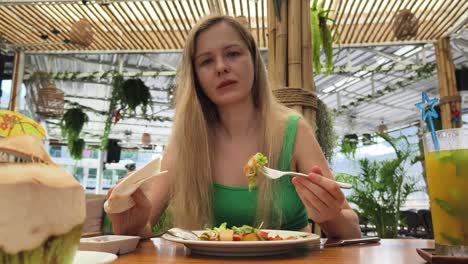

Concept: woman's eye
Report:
left=227, top=51, right=240, bottom=58
left=200, top=58, right=213, bottom=66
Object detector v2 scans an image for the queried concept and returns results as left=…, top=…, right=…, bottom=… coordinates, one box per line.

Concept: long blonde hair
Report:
left=167, top=15, right=289, bottom=229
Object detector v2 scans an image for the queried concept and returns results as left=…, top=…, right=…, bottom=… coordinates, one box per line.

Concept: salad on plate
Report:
left=199, top=223, right=311, bottom=242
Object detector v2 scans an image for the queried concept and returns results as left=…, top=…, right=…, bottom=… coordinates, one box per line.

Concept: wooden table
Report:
left=113, top=238, right=434, bottom=263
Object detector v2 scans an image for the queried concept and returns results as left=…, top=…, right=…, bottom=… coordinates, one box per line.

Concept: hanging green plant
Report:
left=60, top=108, right=88, bottom=140
left=315, top=99, right=337, bottom=162
left=68, top=138, right=85, bottom=160
left=60, top=107, right=88, bottom=160
left=362, top=133, right=376, bottom=146
left=340, top=134, right=358, bottom=158
left=273, top=0, right=282, bottom=20
left=101, top=74, right=123, bottom=150
left=310, top=0, right=340, bottom=76
left=120, top=78, right=152, bottom=114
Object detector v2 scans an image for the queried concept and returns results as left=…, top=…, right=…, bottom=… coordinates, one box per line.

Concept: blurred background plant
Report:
left=336, top=133, right=422, bottom=238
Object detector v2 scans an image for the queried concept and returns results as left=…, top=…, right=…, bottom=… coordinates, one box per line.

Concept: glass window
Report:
left=88, top=168, right=97, bottom=179
left=73, top=167, right=84, bottom=183
left=49, top=146, right=62, bottom=158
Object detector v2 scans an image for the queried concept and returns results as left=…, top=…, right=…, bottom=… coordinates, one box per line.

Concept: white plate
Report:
left=73, top=250, right=117, bottom=264
left=162, top=229, right=320, bottom=256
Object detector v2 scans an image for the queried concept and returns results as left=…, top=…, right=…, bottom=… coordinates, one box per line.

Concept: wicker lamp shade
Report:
left=69, top=18, right=94, bottom=47
left=235, top=16, right=250, bottom=28
left=376, top=121, right=388, bottom=133
left=37, top=82, right=64, bottom=118
left=141, top=133, right=151, bottom=146
left=393, top=9, right=419, bottom=40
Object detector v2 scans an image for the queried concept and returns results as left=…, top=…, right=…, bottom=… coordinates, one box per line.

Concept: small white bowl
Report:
left=79, top=235, right=140, bottom=255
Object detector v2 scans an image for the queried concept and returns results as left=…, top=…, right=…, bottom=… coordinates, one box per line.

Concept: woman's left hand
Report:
left=292, top=166, right=345, bottom=224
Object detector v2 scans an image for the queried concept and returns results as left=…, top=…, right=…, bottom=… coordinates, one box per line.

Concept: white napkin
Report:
left=104, top=158, right=168, bottom=214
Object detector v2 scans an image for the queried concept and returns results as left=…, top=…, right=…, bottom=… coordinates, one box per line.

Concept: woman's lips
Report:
left=217, top=80, right=237, bottom=89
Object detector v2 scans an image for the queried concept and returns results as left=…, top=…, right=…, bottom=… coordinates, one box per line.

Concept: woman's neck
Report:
left=216, top=99, right=259, bottom=139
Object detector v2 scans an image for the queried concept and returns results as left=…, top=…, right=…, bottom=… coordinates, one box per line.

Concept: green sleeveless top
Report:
left=212, top=115, right=308, bottom=230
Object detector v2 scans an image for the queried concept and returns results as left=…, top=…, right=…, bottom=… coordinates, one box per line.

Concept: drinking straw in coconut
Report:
left=415, top=92, right=440, bottom=151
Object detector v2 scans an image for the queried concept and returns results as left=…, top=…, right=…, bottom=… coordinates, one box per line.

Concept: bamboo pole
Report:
left=435, top=37, right=460, bottom=129
left=287, top=0, right=302, bottom=88
left=274, top=1, right=287, bottom=91
left=302, top=0, right=314, bottom=93
left=287, top=0, right=303, bottom=114
left=301, top=0, right=316, bottom=129
left=9, top=51, right=25, bottom=111
left=267, top=0, right=276, bottom=88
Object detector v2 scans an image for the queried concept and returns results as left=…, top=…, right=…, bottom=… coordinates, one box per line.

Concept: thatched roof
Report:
left=0, top=0, right=466, bottom=52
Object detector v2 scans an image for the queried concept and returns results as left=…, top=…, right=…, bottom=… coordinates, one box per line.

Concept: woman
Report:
left=108, top=15, right=361, bottom=239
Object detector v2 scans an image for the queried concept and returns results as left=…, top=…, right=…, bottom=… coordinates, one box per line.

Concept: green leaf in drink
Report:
left=441, top=233, right=463, bottom=246
left=435, top=198, right=459, bottom=218
left=452, top=150, right=468, bottom=179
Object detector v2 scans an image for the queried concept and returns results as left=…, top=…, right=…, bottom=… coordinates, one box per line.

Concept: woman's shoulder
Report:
left=273, top=105, right=302, bottom=122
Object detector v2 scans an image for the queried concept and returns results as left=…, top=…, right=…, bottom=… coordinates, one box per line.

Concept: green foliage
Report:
left=340, top=134, right=358, bottom=158
left=310, top=0, right=339, bottom=76
left=60, top=108, right=88, bottom=160
left=151, top=210, right=173, bottom=235
left=120, top=78, right=152, bottom=114
left=101, top=74, right=123, bottom=150
left=100, top=75, right=153, bottom=150
left=335, top=133, right=421, bottom=238
left=272, top=0, right=282, bottom=20
left=60, top=108, right=88, bottom=140
left=68, top=138, right=85, bottom=160
left=315, top=99, right=337, bottom=162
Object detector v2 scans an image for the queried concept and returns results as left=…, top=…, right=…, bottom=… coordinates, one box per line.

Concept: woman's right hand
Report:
left=106, top=187, right=152, bottom=236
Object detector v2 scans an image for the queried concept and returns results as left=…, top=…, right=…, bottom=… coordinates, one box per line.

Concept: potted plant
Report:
left=340, top=134, right=358, bottom=158
left=60, top=107, right=88, bottom=160
left=336, top=133, right=421, bottom=238
left=362, top=133, right=376, bottom=146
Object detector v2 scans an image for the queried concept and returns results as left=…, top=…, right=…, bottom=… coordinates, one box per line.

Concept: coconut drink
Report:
left=0, top=135, right=85, bottom=263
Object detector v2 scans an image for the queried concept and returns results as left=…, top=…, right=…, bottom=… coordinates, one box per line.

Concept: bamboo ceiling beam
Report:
left=99, top=4, right=139, bottom=49
left=137, top=2, right=167, bottom=49
left=376, top=0, right=405, bottom=43
left=246, top=0, right=252, bottom=31
left=12, top=5, right=64, bottom=47
left=86, top=4, right=131, bottom=49
left=67, top=4, right=117, bottom=50
left=339, top=0, right=358, bottom=45
left=126, top=2, right=159, bottom=49
left=353, top=0, right=376, bottom=44
left=412, top=0, right=444, bottom=41
left=113, top=3, right=150, bottom=49
left=366, top=0, right=391, bottom=44
left=148, top=1, right=179, bottom=49
left=427, top=1, right=466, bottom=40
left=420, top=0, right=458, bottom=40
left=222, top=0, right=229, bottom=14
left=331, top=0, right=348, bottom=42
left=346, top=0, right=367, bottom=44
left=154, top=1, right=183, bottom=48
left=255, top=0, right=260, bottom=46
left=0, top=8, right=39, bottom=46
left=238, top=0, right=243, bottom=16
left=192, top=1, right=203, bottom=19
left=361, top=0, right=385, bottom=44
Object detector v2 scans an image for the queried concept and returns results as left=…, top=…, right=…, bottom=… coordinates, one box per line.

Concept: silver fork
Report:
left=260, top=166, right=352, bottom=189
